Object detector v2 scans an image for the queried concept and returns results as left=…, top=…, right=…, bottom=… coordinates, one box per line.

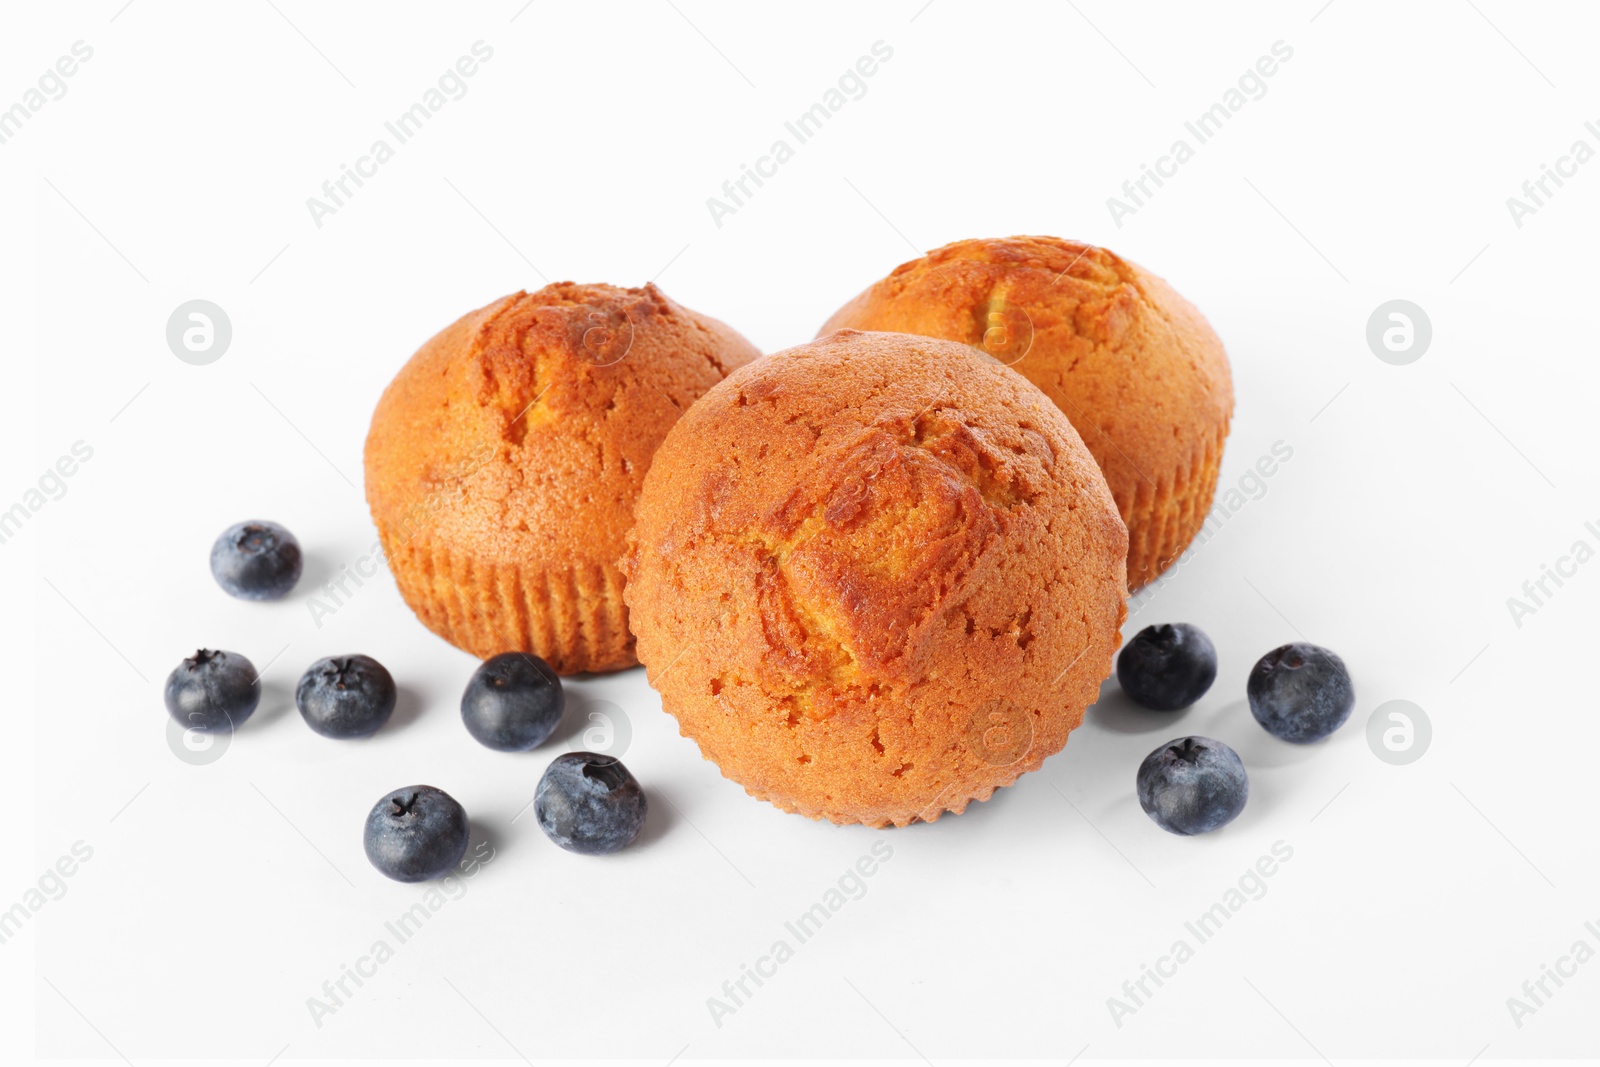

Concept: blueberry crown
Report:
left=1170, top=738, right=1205, bottom=764
left=581, top=758, right=628, bottom=791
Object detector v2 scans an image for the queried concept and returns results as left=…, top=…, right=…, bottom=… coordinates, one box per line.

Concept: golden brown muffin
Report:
left=364, top=282, right=760, bottom=674
left=820, top=236, right=1232, bottom=589
left=622, top=330, right=1127, bottom=827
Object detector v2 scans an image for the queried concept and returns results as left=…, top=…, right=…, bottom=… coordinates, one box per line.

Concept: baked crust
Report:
left=820, top=236, right=1232, bottom=588
left=623, top=330, right=1127, bottom=826
left=364, top=282, right=760, bottom=673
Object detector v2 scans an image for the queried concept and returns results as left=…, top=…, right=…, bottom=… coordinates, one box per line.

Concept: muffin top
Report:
left=623, top=329, right=1127, bottom=826
left=365, top=282, right=760, bottom=571
left=820, top=236, right=1232, bottom=510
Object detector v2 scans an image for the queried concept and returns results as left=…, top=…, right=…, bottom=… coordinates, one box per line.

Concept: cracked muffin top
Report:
left=622, top=329, right=1127, bottom=826
left=365, top=282, right=760, bottom=573
left=820, top=236, right=1232, bottom=590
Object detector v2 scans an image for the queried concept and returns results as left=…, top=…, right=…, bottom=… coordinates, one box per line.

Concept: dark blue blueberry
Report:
left=296, top=655, right=396, bottom=738
left=1117, top=623, right=1218, bottom=711
left=363, top=785, right=470, bottom=882
left=461, top=652, right=564, bottom=752
left=1137, top=735, right=1248, bottom=835
left=163, top=649, right=260, bottom=732
left=535, top=752, right=647, bottom=854
left=210, top=520, right=302, bottom=600
left=1248, top=642, right=1354, bottom=743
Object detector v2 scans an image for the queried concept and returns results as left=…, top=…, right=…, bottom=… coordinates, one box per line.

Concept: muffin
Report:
left=820, top=236, right=1232, bottom=589
left=365, top=282, right=760, bottom=674
left=622, top=330, right=1127, bottom=827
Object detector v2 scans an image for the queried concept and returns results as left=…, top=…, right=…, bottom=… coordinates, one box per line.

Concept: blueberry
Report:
left=296, top=655, right=397, bottom=738
left=461, top=652, right=564, bottom=752
left=362, top=785, right=470, bottom=882
left=1248, top=642, right=1354, bottom=743
left=534, top=752, right=647, bottom=854
left=210, top=520, right=302, bottom=600
left=1117, top=623, right=1218, bottom=711
left=163, top=649, right=260, bottom=732
left=1137, top=736, right=1248, bottom=835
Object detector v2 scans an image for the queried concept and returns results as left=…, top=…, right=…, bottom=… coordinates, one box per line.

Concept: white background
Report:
left=5, top=1, right=1599, bottom=1064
